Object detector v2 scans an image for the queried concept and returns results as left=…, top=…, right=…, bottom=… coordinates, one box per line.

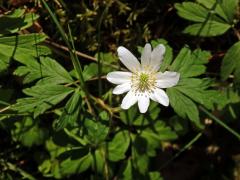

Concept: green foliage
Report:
left=107, top=130, right=130, bottom=161
left=84, top=119, right=109, bottom=145
left=14, top=56, right=73, bottom=84
left=11, top=117, right=48, bottom=147
left=0, top=9, right=39, bottom=35
left=221, top=41, right=240, bottom=82
left=54, top=89, right=82, bottom=130
left=0, top=33, right=50, bottom=73
left=1, top=1, right=240, bottom=180
left=82, top=63, right=98, bottom=81
left=120, top=102, right=160, bottom=126
left=167, top=47, right=223, bottom=128
left=13, top=84, right=74, bottom=118
left=175, top=0, right=238, bottom=36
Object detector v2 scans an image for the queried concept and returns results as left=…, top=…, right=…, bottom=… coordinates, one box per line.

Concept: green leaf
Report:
left=142, top=121, right=178, bottom=142
left=0, top=33, right=50, bottom=73
left=175, top=0, right=237, bottom=37
left=149, top=172, right=164, bottom=180
left=14, top=56, right=73, bottom=84
left=0, top=9, right=39, bottom=35
left=183, top=21, right=231, bottom=37
left=0, top=53, right=10, bottom=73
left=176, top=81, right=222, bottom=110
left=11, top=117, right=48, bottom=147
left=108, top=130, right=130, bottom=162
left=59, top=150, right=92, bottom=176
left=129, top=121, right=177, bottom=175
left=197, top=0, right=238, bottom=23
left=13, top=84, right=74, bottom=118
left=54, top=89, right=82, bottom=130
left=221, top=41, right=240, bottom=81
left=170, top=47, right=192, bottom=72
left=118, top=160, right=133, bottom=180
left=120, top=102, right=160, bottom=126
left=167, top=88, right=203, bottom=129
left=175, top=2, right=220, bottom=22
left=83, top=63, right=98, bottom=81
left=162, top=46, right=222, bottom=128
left=170, top=47, right=210, bottom=78
left=84, top=119, right=109, bottom=145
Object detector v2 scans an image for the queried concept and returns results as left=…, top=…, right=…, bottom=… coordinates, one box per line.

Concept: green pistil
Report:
left=139, top=73, right=149, bottom=91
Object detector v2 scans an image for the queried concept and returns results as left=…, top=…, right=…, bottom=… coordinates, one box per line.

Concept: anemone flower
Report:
left=107, top=43, right=180, bottom=113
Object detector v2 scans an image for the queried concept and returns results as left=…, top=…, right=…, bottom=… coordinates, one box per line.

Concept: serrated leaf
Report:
left=183, top=21, right=231, bottom=37
left=170, top=47, right=191, bottom=72
left=0, top=33, right=50, bottom=73
left=175, top=0, right=236, bottom=37
left=13, top=84, right=74, bottom=118
left=176, top=83, right=221, bottom=110
left=197, top=0, right=238, bottom=23
left=108, top=130, right=130, bottom=162
left=167, top=88, right=203, bottom=129
left=142, top=121, right=178, bottom=142
left=14, top=56, right=73, bottom=84
left=221, top=41, right=240, bottom=81
left=170, top=48, right=210, bottom=77
left=175, top=2, right=220, bottom=23
left=54, top=89, right=82, bottom=130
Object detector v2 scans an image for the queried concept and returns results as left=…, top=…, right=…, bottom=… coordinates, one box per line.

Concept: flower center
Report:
left=132, top=72, right=156, bottom=93
left=139, top=73, right=149, bottom=91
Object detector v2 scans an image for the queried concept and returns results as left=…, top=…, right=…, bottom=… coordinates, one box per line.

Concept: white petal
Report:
left=117, top=46, right=141, bottom=72
left=151, top=88, right=169, bottom=106
left=141, top=43, right=151, bottom=67
left=150, top=44, right=166, bottom=72
left=156, top=71, right=180, bottom=88
left=113, top=82, right=131, bottom=95
left=121, top=90, right=138, bottom=110
left=138, top=94, right=150, bottom=113
left=106, top=71, right=132, bottom=84
left=149, top=93, right=157, bottom=102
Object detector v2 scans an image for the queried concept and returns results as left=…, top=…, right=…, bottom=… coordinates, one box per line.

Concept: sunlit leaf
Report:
left=0, top=33, right=50, bottom=73
left=175, top=0, right=237, bottom=37
left=13, top=84, right=74, bottom=118
left=14, top=56, right=73, bottom=84
left=221, top=41, right=240, bottom=81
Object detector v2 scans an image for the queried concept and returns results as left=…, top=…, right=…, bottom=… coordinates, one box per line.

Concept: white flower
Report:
left=106, top=43, right=180, bottom=113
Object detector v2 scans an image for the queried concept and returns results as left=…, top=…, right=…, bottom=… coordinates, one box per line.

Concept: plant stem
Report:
left=199, top=106, right=240, bottom=140
left=41, top=0, right=85, bottom=91
left=96, top=6, right=109, bottom=96
left=159, top=132, right=203, bottom=170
